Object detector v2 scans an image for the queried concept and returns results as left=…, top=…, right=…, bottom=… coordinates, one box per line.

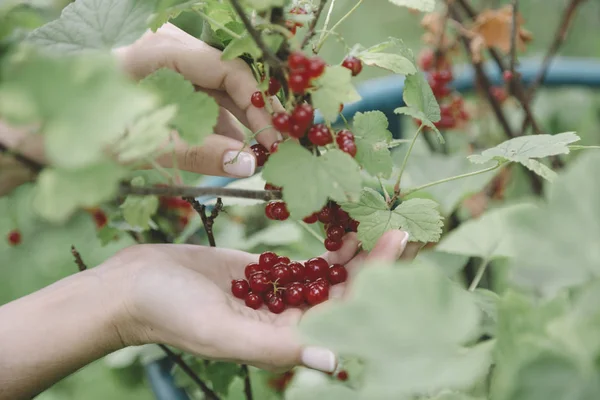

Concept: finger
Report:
left=203, top=88, right=250, bottom=129
left=156, top=134, right=256, bottom=177
left=116, top=23, right=282, bottom=148
left=400, top=242, right=424, bottom=261
left=214, top=107, right=246, bottom=142
left=321, top=233, right=361, bottom=265
left=364, top=230, right=410, bottom=263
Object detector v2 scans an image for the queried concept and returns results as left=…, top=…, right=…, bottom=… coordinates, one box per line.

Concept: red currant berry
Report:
left=92, top=209, right=107, bottom=228
left=269, top=263, right=293, bottom=285
left=327, top=224, right=345, bottom=242
left=250, top=143, right=269, bottom=167
left=7, top=229, right=21, bottom=246
left=305, top=257, right=329, bottom=282
left=251, top=91, right=265, bottom=108
left=314, top=277, right=330, bottom=288
left=245, top=262, right=262, bottom=279
left=418, top=48, right=435, bottom=71
left=272, top=112, right=291, bottom=133
left=270, top=140, right=282, bottom=153
left=434, top=114, right=457, bottom=130
left=302, top=213, right=319, bottom=224
left=431, top=69, right=453, bottom=84
left=288, top=261, right=305, bottom=282
left=336, top=129, right=354, bottom=144
left=284, top=282, right=305, bottom=306
left=270, top=202, right=290, bottom=220
left=341, top=56, right=363, bottom=76
left=265, top=183, right=282, bottom=191
left=336, top=370, right=349, bottom=381
left=336, top=208, right=350, bottom=222
left=263, top=290, right=277, bottom=303
left=288, top=51, right=309, bottom=71
left=328, top=264, right=348, bottom=285
left=491, top=86, right=508, bottom=103
left=318, top=206, right=334, bottom=223
left=260, top=251, right=279, bottom=269
left=339, top=140, right=357, bottom=157
left=265, top=202, right=276, bottom=220
left=292, top=103, right=314, bottom=130
left=289, top=72, right=309, bottom=94
left=249, top=272, right=271, bottom=294
left=267, top=295, right=286, bottom=314
left=305, top=281, right=329, bottom=305
left=277, top=256, right=291, bottom=264
left=245, top=292, right=263, bottom=309
left=307, top=57, right=326, bottom=78
left=231, top=279, right=250, bottom=299
left=268, top=77, right=282, bottom=95
left=348, top=219, right=359, bottom=232
left=289, top=123, right=307, bottom=139
left=324, top=238, right=343, bottom=251
left=308, top=124, right=333, bottom=146
left=503, top=70, right=514, bottom=82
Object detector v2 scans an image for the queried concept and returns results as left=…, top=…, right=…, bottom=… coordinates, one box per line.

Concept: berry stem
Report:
left=403, top=161, right=505, bottom=197
left=468, top=255, right=491, bottom=291
left=298, top=221, right=325, bottom=244
left=391, top=124, right=425, bottom=204
left=70, top=245, right=87, bottom=272
left=316, top=0, right=337, bottom=53
left=314, top=0, right=364, bottom=53
left=194, top=9, right=243, bottom=39
left=301, top=0, right=328, bottom=49
left=241, top=364, right=254, bottom=400
left=184, top=197, right=223, bottom=247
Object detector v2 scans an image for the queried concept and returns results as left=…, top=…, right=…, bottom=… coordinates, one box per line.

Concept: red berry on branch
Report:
left=7, top=230, right=21, bottom=246
left=336, top=370, right=349, bottom=381
left=289, top=72, right=309, bottom=94
left=270, top=202, right=290, bottom=220
left=289, top=123, right=307, bottom=139
left=92, top=209, right=108, bottom=228
left=418, top=48, right=435, bottom=71
left=249, top=272, right=271, bottom=294
left=336, top=129, right=354, bottom=144
left=288, top=51, right=309, bottom=71
left=335, top=208, right=350, bottom=222
left=272, top=112, right=291, bottom=133
left=267, top=295, right=286, bottom=314
left=503, top=70, right=514, bottom=82
left=259, top=251, right=279, bottom=269
left=302, top=213, right=319, bottom=224
left=250, top=143, right=269, bottom=167
left=292, top=103, right=314, bottom=130
left=305, top=281, right=329, bottom=305
left=277, top=256, right=291, bottom=264
left=270, top=140, right=282, bottom=153
left=251, top=91, right=265, bottom=108
left=491, top=86, right=508, bottom=103
left=245, top=262, right=262, bottom=279
left=268, top=77, right=282, bottom=95
left=307, top=57, right=326, bottom=78
left=342, top=56, right=363, bottom=76
left=288, top=261, right=305, bottom=282
left=231, top=279, right=250, bottom=299
left=308, top=124, right=333, bottom=146
left=245, top=293, right=263, bottom=309
left=327, top=224, right=345, bottom=242
left=318, top=206, right=334, bottom=223
left=328, top=264, right=348, bottom=285
left=339, top=140, right=357, bottom=157
left=324, top=238, right=343, bottom=251
left=284, top=282, right=305, bottom=306
left=265, top=183, right=282, bottom=191
left=270, top=263, right=293, bottom=285
left=265, top=202, right=276, bottom=220
left=305, top=257, right=329, bottom=282
left=431, top=69, right=453, bottom=84
left=348, top=219, right=359, bottom=232
left=434, top=114, right=457, bottom=130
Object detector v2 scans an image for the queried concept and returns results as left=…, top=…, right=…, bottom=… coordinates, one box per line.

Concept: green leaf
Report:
left=437, top=203, right=532, bottom=259
left=357, top=39, right=417, bottom=75
left=312, top=66, right=361, bottom=122
left=204, top=362, right=241, bottom=395
left=352, top=111, right=393, bottom=178
left=221, top=34, right=261, bottom=60
left=139, top=68, right=219, bottom=145
left=120, top=178, right=159, bottom=230
left=97, top=225, right=122, bottom=246
left=506, top=152, right=600, bottom=294
left=342, top=188, right=443, bottom=250
left=0, top=54, right=156, bottom=168
left=243, top=0, right=285, bottom=12
left=395, top=106, right=443, bottom=142
left=33, top=162, right=128, bottom=222
left=472, top=289, right=500, bottom=337
left=388, top=0, right=436, bottom=12
left=27, top=0, right=155, bottom=53
left=300, top=263, right=493, bottom=397
left=262, top=142, right=362, bottom=219
left=468, top=132, right=580, bottom=181
left=149, top=0, right=200, bottom=32
left=401, top=152, right=498, bottom=215
left=115, top=105, right=176, bottom=162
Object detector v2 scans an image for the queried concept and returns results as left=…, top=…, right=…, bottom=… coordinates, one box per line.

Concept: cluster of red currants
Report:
left=285, top=7, right=307, bottom=35
left=6, top=229, right=21, bottom=246
left=158, top=196, right=193, bottom=227
left=418, top=48, right=469, bottom=130
left=302, top=201, right=359, bottom=251
left=230, top=252, right=348, bottom=314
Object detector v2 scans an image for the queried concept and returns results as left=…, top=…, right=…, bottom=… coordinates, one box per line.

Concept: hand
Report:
left=0, top=23, right=281, bottom=194
left=99, top=230, right=410, bottom=372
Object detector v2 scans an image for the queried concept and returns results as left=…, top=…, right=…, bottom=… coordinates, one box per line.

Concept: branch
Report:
left=159, top=345, right=220, bottom=400
left=241, top=364, right=254, bottom=400
left=508, top=0, right=519, bottom=78
left=301, top=0, right=327, bottom=49
left=0, top=142, right=44, bottom=173
left=229, top=0, right=282, bottom=68
left=70, top=245, right=87, bottom=271
left=184, top=197, right=223, bottom=247
left=119, top=183, right=282, bottom=201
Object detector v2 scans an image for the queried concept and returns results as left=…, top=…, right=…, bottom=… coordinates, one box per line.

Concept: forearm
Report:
left=0, top=269, right=126, bottom=400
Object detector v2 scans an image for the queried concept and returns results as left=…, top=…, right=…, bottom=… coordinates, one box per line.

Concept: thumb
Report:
left=156, top=133, right=257, bottom=178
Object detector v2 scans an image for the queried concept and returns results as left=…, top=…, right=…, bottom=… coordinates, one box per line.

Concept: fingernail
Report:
left=398, top=231, right=410, bottom=258
left=301, top=346, right=337, bottom=373
left=223, top=151, right=256, bottom=177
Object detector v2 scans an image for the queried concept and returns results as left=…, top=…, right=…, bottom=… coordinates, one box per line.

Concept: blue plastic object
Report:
left=145, top=57, right=600, bottom=400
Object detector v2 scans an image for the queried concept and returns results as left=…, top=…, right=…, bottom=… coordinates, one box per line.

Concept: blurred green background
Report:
left=2, top=0, right=600, bottom=399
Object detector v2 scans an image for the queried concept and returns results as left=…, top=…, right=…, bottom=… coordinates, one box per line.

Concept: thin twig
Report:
left=391, top=124, right=425, bottom=203
left=315, top=0, right=337, bottom=53
left=70, top=245, right=87, bottom=271
left=229, top=0, right=282, bottom=68
left=241, top=364, right=254, bottom=400
left=184, top=197, right=223, bottom=247
left=468, top=256, right=491, bottom=291
left=119, top=183, right=282, bottom=202
left=314, top=0, right=364, bottom=53
left=301, top=0, right=327, bottom=49
left=508, top=0, right=519, bottom=79
left=0, top=143, right=43, bottom=172
left=159, top=345, right=220, bottom=400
